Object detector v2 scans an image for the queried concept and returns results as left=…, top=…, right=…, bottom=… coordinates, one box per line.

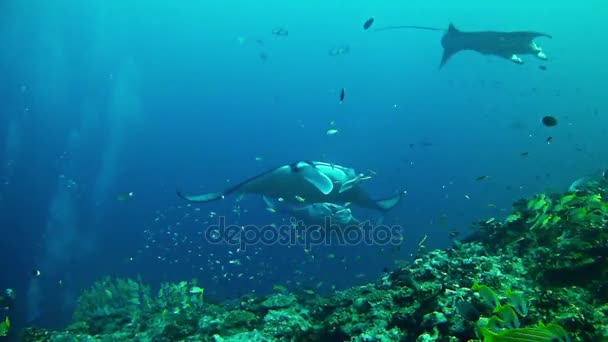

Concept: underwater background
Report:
left=0, top=0, right=607, bottom=338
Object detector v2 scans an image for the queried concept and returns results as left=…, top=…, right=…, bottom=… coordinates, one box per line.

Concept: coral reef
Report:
left=21, top=176, right=608, bottom=341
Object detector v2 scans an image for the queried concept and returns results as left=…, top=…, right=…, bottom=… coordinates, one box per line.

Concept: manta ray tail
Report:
left=371, top=25, right=445, bottom=33
left=374, top=191, right=406, bottom=211
left=177, top=190, right=224, bottom=203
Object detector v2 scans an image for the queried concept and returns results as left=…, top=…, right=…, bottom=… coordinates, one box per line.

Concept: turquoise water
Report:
left=0, top=0, right=606, bottom=330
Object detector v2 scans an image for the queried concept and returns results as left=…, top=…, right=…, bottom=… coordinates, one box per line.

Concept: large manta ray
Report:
left=372, top=23, right=552, bottom=67
left=177, top=161, right=405, bottom=212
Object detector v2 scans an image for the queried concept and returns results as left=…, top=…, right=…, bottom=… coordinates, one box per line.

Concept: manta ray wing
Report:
left=374, top=191, right=407, bottom=211
left=177, top=161, right=335, bottom=204
left=176, top=190, right=224, bottom=203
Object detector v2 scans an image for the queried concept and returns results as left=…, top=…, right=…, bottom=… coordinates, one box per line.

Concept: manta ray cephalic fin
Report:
left=300, top=167, right=334, bottom=195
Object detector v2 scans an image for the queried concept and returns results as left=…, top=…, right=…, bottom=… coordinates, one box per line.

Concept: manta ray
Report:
left=263, top=196, right=361, bottom=227
left=177, top=161, right=405, bottom=212
left=372, top=23, right=551, bottom=67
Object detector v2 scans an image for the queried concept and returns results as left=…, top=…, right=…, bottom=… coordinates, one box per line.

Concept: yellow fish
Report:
left=481, top=322, right=569, bottom=342
left=117, top=192, right=134, bottom=201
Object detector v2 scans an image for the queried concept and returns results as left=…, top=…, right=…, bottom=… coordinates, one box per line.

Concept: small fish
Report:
left=339, top=88, right=345, bottom=102
left=328, top=45, right=350, bottom=56
left=472, top=280, right=500, bottom=308
left=546, top=136, right=553, bottom=144
left=417, top=234, right=428, bottom=247
left=549, top=215, right=561, bottom=226
left=588, top=193, right=603, bottom=204
left=539, top=65, right=547, bottom=71
left=258, top=52, right=269, bottom=62
left=363, top=17, right=375, bottom=30
left=476, top=175, right=489, bottom=181
left=117, top=192, right=134, bottom=201
left=520, top=152, right=529, bottom=156
left=189, top=286, right=204, bottom=294
left=465, top=195, right=471, bottom=200
left=485, top=315, right=507, bottom=330
left=542, top=116, right=558, bottom=127
left=505, top=213, right=521, bottom=223
left=273, top=284, right=287, bottom=293
left=480, top=323, right=569, bottom=342
left=559, top=194, right=576, bottom=206
left=266, top=207, right=277, bottom=213
left=271, top=27, right=288, bottom=36
left=448, top=230, right=460, bottom=238
left=295, top=195, right=306, bottom=203
left=105, top=289, right=113, bottom=298
left=505, top=288, right=528, bottom=317
left=527, top=194, right=548, bottom=211
left=493, top=303, right=520, bottom=328
left=31, top=269, right=41, bottom=277
left=327, top=253, right=336, bottom=259
left=326, top=129, right=339, bottom=135
left=255, top=156, right=264, bottom=161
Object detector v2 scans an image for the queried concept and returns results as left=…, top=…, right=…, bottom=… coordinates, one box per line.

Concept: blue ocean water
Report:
left=0, top=0, right=606, bottom=331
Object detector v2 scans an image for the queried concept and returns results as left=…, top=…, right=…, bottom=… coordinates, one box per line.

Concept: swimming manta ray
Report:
left=373, top=23, right=551, bottom=67
left=440, top=23, right=551, bottom=67
left=263, top=196, right=361, bottom=226
left=177, top=161, right=405, bottom=212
